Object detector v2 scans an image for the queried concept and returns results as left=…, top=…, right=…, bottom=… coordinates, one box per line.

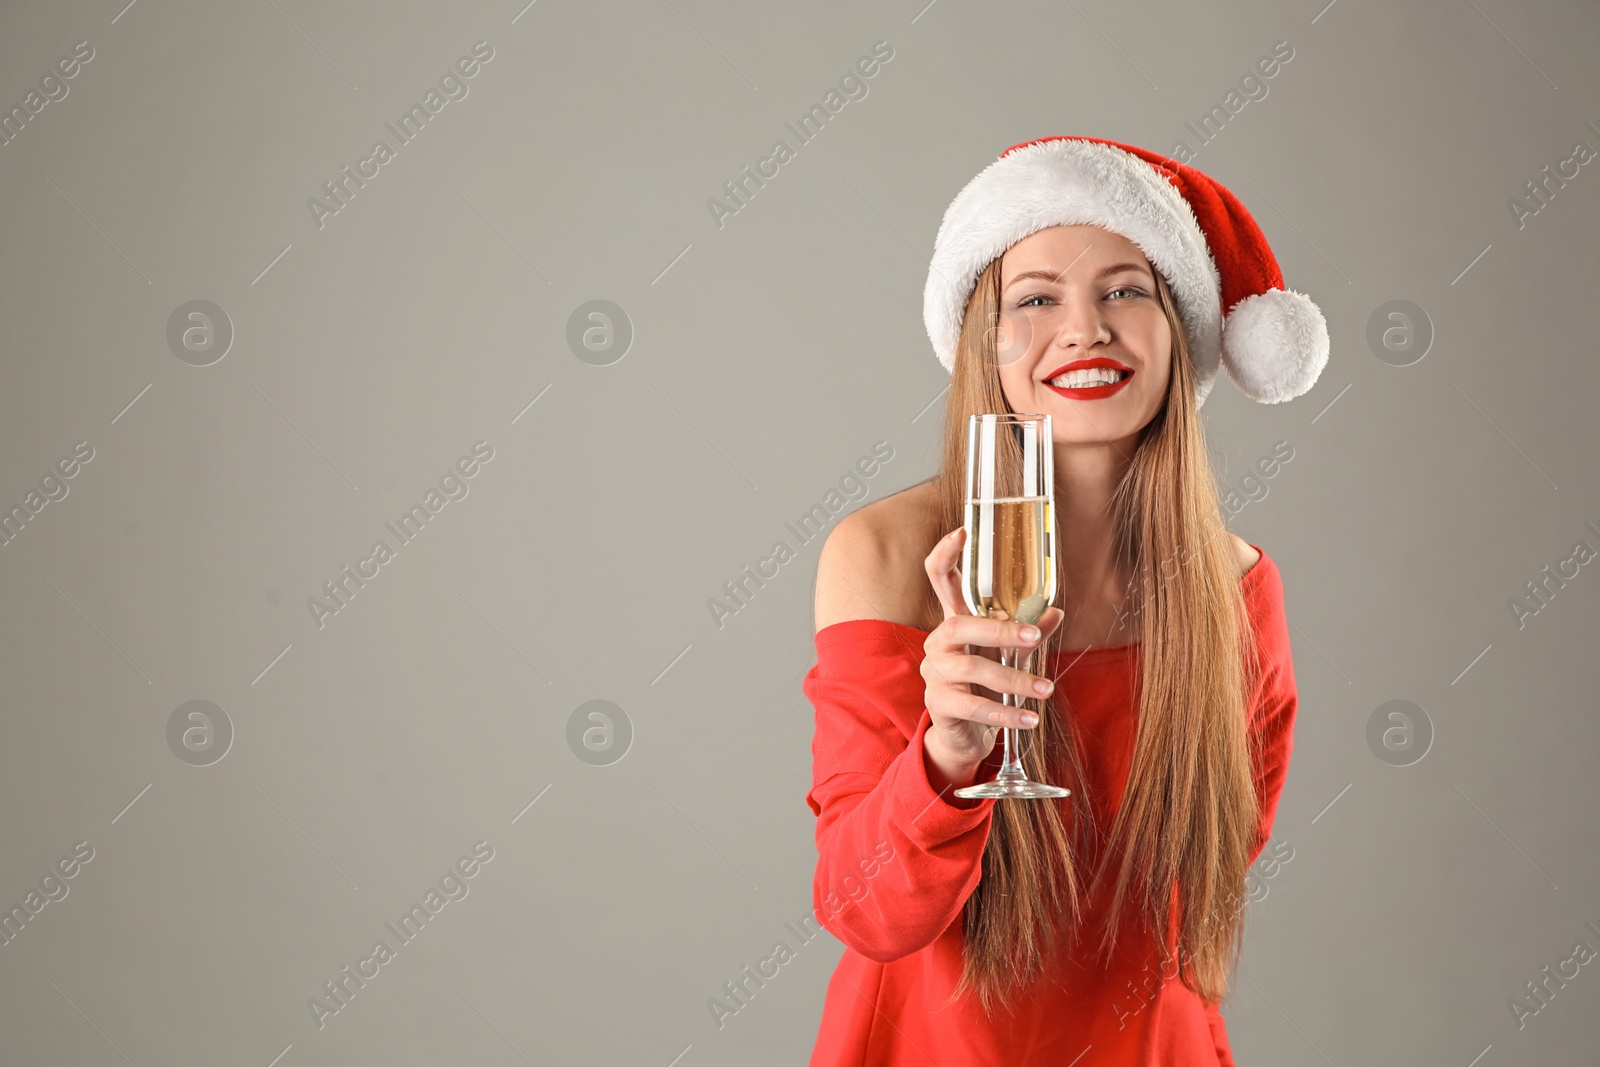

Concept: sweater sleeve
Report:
left=1243, top=557, right=1298, bottom=867
left=803, top=623, right=996, bottom=964
left=1203, top=999, right=1237, bottom=1067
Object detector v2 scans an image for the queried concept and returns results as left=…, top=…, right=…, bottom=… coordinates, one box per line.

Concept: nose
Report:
left=1048, top=292, right=1111, bottom=350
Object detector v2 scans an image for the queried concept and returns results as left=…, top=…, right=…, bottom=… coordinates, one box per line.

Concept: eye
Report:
left=1014, top=287, right=1148, bottom=308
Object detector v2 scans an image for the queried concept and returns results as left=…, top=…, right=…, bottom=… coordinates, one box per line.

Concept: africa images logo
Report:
left=306, top=440, right=494, bottom=630
left=306, top=40, right=495, bottom=231
left=306, top=841, right=495, bottom=1031
left=705, top=40, right=894, bottom=230
left=707, top=441, right=894, bottom=629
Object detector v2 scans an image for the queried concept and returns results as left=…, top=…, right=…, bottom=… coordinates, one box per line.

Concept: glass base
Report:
left=954, top=772, right=1072, bottom=800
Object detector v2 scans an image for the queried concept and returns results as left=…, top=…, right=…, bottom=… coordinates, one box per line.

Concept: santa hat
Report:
left=923, top=135, right=1329, bottom=406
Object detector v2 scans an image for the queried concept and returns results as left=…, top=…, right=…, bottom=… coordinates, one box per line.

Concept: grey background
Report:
left=1, top=0, right=1596, bottom=1064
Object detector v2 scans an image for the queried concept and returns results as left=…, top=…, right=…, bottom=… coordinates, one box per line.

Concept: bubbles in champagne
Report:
left=961, top=496, right=1054, bottom=622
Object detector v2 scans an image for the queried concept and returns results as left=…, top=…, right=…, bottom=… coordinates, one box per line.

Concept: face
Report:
left=992, top=224, right=1172, bottom=448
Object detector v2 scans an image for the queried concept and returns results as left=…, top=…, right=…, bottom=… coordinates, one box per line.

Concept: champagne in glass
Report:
left=962, top=495, right=1052, bottom=624
left=954, top=414, right=1071, bottom=800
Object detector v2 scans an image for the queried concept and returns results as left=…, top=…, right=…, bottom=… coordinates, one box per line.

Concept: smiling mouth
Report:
left=1042, top=365, right=1134, bottom=400
left=1046, top=368, right=1130, bottom=389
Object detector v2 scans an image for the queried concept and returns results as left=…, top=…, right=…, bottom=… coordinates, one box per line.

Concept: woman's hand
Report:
left=920, top=527, right=1065, bottom=784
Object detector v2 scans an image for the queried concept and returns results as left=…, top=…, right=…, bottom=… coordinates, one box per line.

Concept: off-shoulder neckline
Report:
left=813, top=540, right=1274, bottom=660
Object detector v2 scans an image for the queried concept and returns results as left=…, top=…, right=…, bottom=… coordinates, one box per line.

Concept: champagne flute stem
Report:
left=1000, top=727, right=1020, bottom=776
left=998, top=645, right=1024, bottom=779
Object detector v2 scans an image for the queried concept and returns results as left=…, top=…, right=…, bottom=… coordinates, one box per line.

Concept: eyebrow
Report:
left=1004, top=261, right=1152, bottom=291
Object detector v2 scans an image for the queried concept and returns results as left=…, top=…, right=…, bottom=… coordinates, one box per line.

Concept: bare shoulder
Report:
left=813, top=480, right=942, bottom=634
left=1229, top=531, right=1263, bottom=580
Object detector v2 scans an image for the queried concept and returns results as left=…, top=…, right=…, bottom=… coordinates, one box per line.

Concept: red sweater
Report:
left=802, top=543, right=1297, bottom=1065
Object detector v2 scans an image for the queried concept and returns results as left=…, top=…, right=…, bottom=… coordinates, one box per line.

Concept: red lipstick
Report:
left=1041, top=356, right=1135, bottom=401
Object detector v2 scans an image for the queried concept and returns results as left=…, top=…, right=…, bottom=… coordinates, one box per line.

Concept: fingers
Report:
left=923, top=527, right=970, bottom=620
left=958, top=651, right=1054, bottom=701
left=1035, top=606, right=1066, bottom=641
left=924, top=645, right=1052, bottom=735
left=934, top=612, right=1047, bottom=654
left=928, top=695, right=1035, bottom=746
left=957, top=691, right=1041, bottom=731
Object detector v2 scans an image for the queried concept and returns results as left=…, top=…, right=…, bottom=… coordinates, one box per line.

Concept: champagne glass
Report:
left=954, top=413, right=1072, bottom=800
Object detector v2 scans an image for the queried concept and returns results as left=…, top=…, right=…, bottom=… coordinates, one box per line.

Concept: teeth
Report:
left=1050, top=368, right=1127, bottom=388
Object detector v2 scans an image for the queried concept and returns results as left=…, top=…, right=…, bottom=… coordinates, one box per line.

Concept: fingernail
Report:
left=1020, top=626, right=1040, bottom=643
left=1020, top=713, right=1039, bottom=727
left=949, top=528, right=963, bottom=540
left=1033, top=679, right=1052, bottom=695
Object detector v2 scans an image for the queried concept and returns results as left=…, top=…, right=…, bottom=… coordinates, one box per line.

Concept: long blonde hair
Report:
left=922, top=255, right=1263, bottom=1015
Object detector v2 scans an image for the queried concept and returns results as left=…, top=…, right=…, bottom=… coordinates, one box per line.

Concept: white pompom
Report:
left=1220, top=289, right=1330, bottom=404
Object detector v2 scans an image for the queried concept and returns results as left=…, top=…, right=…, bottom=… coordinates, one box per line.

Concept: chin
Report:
left=1051, top=402, right=1153, bottom=438
left=1068, top=431, right=1141, bottom=448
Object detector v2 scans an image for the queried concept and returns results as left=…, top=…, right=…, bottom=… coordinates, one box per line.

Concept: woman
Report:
left=803, top=136, right=1329, bottom=1064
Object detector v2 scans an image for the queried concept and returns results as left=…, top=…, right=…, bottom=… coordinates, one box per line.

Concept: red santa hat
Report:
left=923, top=135, right=1330, bottom=406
